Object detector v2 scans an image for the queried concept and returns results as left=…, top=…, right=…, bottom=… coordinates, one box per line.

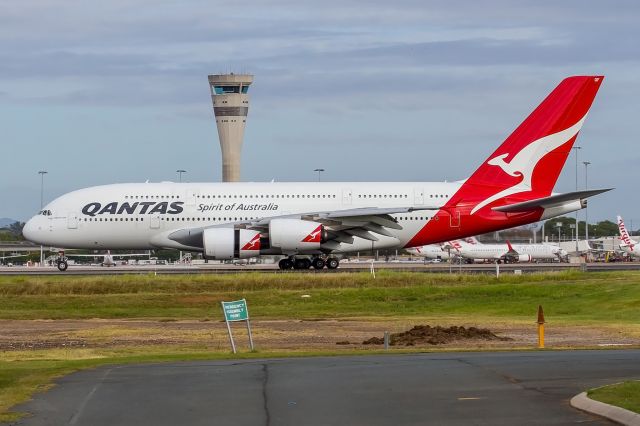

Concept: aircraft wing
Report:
left=248, top=206, right=440, bottom=244
left=167, top=206, right=438, bottom=250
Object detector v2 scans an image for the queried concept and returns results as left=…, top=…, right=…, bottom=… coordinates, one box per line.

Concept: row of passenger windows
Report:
left=120, top=193, right=449, bottom=201
left=399, top=216, right=437, bottom=221
left=196, top=194, right=337, bottom=199
left=82, top=215, right=433, bottom=223
left=124, top=195, right=180, bottom=200
left=83, top=218, right=145, bottom=222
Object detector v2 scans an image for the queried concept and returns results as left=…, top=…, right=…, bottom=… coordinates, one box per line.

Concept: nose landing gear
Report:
left=56, top=258, right=68, bottom=272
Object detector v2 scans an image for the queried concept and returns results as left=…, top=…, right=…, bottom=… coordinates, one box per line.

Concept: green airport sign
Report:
left=222, top=299, right=249, bottom=322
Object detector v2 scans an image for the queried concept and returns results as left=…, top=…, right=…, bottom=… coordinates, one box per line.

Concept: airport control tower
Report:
left=208, top=73, right=253, bottom=182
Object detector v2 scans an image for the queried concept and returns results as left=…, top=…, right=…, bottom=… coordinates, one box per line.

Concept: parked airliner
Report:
left=406, top=244, right=453, bottom=261
left=24, top=76, right=610, bottom=271
left=617, top=215, right=640, bottom=258
left=446, top=237, right=567, bottom=263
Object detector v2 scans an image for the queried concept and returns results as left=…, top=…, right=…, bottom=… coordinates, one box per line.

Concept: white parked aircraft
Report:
left=446, top=237, right=566, bottom=263
left=617, top=215, right=640, bottom=257
left=23, top=76, right=610, bottom=271
left=405, top=244, right=453, bottom=261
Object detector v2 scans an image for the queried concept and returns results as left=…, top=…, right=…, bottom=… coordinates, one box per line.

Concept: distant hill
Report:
left=0, top=218, right=18, bottom=228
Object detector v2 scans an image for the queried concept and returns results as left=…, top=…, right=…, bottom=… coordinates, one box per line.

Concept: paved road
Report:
left=10, top=350, right=640, bottom=425
left=2, top=262, right=639, bottom=276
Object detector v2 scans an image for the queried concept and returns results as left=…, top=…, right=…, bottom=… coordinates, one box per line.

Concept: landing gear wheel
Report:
left=278, top=258, right=294, bottom=270
left=57, top=260, right=68, bottom=272
left=326, top=258, right=339, bottom=269
left=311, top=257, right=326, bottom=270
left=294, top=258, right=312, bottom=270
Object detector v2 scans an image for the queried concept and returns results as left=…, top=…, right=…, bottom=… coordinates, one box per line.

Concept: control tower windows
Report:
left=212, top=86, right=241, bottom=95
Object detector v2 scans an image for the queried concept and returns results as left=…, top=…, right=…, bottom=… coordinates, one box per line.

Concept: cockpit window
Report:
left=39, top=210, right=52, bottom=216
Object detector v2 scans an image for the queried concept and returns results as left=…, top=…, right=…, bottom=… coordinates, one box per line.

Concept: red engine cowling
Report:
left=203, top=228, right=261, bottom=259
left=269, top=219, right=326, bottom=253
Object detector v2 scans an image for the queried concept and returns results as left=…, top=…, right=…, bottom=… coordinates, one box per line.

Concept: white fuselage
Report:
left=620, top=244, right=640, bottom=258
left=24, top=181, right=460, bottom=253
left=455, top=242, right=563, bottom=261
left=406, top=245, right=453, bottom=260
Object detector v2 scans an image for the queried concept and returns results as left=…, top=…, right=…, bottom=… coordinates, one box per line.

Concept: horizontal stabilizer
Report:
left=492, top=188, right=612, bottom=213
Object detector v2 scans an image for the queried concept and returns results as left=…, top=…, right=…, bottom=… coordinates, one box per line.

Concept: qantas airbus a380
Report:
left=24, top=76, right=610, bottom=271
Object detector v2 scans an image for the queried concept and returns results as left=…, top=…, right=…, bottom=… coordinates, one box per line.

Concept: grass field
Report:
left=588, top=381, right=640, bottom=414
left=1, top=270, right=639, bottom=421
left=0, top=270, right=639, bottom=323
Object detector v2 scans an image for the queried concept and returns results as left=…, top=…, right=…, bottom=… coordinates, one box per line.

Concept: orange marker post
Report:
left=537, top=305, right=545, bottom=349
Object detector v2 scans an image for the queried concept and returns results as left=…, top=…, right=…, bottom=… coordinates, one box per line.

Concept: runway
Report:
left=1, top=261, right=640, bottom=275
left=11, top=350, right=638, bottom=425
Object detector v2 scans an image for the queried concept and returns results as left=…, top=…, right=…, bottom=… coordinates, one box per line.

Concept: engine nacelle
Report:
left=269, top=219, right=326, bottom=253
left=515, top=254, right=532, bottom=263
left=203, top=228, right=261, bottom=260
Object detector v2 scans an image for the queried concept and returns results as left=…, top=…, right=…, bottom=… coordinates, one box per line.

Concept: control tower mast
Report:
left=208, top=73, right=253, bottom=182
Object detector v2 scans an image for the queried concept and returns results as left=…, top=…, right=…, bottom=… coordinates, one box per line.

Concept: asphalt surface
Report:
left=10, top=350, right=640, bottom=426
left=2, top=262, right=640, bottom=275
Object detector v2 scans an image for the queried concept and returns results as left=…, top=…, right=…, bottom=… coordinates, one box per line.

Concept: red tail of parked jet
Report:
left=408, top=76, right=607, bottom=246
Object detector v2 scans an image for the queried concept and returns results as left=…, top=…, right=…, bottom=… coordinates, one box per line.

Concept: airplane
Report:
left=617, top=215, right=640, bottom=257
left=55, top=250, right=151, bottom=267
left=446, top=237, right=567, bottom=263
left=23, top=76, right=610, bottom=272
left=405, top=244, right=453, bottom=261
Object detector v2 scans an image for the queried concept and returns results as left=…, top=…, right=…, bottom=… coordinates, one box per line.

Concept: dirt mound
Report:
left=362, top=325, right=512, bottom=346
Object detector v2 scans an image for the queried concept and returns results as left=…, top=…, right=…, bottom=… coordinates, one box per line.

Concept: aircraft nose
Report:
left=22, top=218, right=35, bottom=242
left=22, top=217, right=42, bottom=244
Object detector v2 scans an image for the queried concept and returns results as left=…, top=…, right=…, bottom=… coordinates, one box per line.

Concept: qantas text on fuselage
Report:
left=23, top=76, right=610, bottom=270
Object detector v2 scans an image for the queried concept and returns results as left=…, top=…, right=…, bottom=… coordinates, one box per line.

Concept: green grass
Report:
left=0, top=271, right=638, bottom=323
left=588, top=381, right=640, bottom=414
left=1, top=270, right=639, bottom=421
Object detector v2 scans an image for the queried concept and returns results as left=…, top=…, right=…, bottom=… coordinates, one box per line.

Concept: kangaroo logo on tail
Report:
left=471, top=115, right=587, bottom=215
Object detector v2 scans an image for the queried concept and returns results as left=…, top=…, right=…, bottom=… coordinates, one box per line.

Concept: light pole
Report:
left=583, top=161, right=590, bottom=242
left=313, top=168, right=325, bottom=182
left=38, top=170, right=47, bottom=267
left=572, top=146, right=581, bottom=254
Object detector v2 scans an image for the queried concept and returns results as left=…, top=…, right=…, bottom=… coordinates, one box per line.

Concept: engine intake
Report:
left=203, top=228, right=261, bottom=260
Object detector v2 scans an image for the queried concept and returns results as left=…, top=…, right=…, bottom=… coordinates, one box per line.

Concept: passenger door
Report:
left=150, top=215, right=161, bottom=229
left=413, top=188, right=424, bottom=206
left=342, top=188, right=352, bottom=206
left=449, top=210, right=461, bottom=228
left=67, top=213, right=78, bottom=229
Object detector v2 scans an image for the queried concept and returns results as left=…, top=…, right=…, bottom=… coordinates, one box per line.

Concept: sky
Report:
left=1, top=0, right=639, bottom=226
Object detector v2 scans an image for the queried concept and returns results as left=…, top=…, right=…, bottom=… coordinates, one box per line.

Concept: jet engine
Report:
left=269, top=219, right=326, bottom=253
left=514, top=254, right=532, bottom=263
left=203, top=228, right=261, bottom=259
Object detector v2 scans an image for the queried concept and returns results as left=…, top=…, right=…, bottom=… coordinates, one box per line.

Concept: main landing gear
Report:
left=278, top=256, right=339, bottom=270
